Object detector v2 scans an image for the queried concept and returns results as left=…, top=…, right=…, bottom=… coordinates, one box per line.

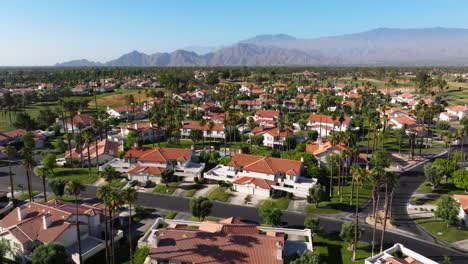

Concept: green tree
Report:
left=304, top=217, right=322, bottom=236
left=190, top=129, right=203, bottom=145
left=370, top=150, right=391, bottom=168
left=0, top=238, right=11, bottom=261
left=35, top=167, right=49, bottom=202
left=435, top=196, right=460, bottom=228
left=432, top=158, right=457, bottom=183
left=42, top=153, right=57, bottom=176
left=97, top=184, right=112, bottom=264
left=259, top=204, right=282, bottom=227
left=424, top=163, right=443, bottom=190
left=65, top=180, right=85, bottom=264
left=161, top=168, right=175, bottom=185
left=14, top=112, right=37, bottom=131
left=190, top=196, right=213, bottom=221
left=31, top=242, right=70, bottom=264
left=307, top=184, right=325, bottom=207
left=452, top=169, right=468, bottom=191
left=351, top=166, right=366, bottom=261
left=340, top=221, right=361, bottom=250
left=101, top=165, right=120, bottom=184
left=48, top=178, right=67, bottom=198
left=3, top=145, right=16, bottom=204
left=22, top=132, right=35, bottom=150
left=252, top=134, right=264, bottom=146
left=125, top=131, right=140, bottom=150
left=121, top=187, right=138, bottom=264
left=290, top=251, right=321, bottom=264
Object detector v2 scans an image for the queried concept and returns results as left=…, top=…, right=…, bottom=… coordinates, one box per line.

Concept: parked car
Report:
left=128, top=180, right=138, bottom=187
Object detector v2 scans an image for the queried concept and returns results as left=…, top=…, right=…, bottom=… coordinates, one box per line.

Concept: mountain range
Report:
left=55, top=27, right=468, bottom=67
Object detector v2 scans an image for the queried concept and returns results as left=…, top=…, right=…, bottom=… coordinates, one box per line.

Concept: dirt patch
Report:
left=92, top=91, right=151, bottom=107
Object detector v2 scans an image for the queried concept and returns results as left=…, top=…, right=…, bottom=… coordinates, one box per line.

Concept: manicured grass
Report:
left=110, top=179, right=127, bottom=188
left=153, top=182, right=179, bottom=195
left=50, top=167, right=99, bottom=185
left=48, top=194, right=81, bottom=203
left=409, top=196, right=438, bottom=205
left=415, top=179, right=465, bottom=196
left=190, top=216, right=221, bottom=222
left=262, top=197, right=291, bottom=211
left=305, top=181, right=373, bottom=214
left=415, top=218, right=468, bottom=243
left=185, top=184, right=204, bottom=198
left=208, top=187, right=231, bottom=202
left=164, top=211, right=178, bottom=219
left=16, top=191, right=40, bottom=202
left=313, top=234, right=372, bottom=263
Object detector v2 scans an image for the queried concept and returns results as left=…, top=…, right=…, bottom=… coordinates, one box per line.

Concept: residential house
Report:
left=0, top=200, right=123, bottom=264
left=56, top=114, right=95, bottom=134
left=444, top=105, right=468, bottom=120
left=138, top=217, right=313, bottom=264
left=121, top=122, right=163, bottom=143
left=391, top=93, right=416, bottom=105
left=389, top=115, right=417, bottom=130
left=365, top=243, right=438, bottom=264
left=307, top=114, right=352, bottom=137
left=250, top=126, right=294, bottom=148
left=181, top=120, right=226, bottom=141
left=205, top=154, right=316, bottom=198
left=237, top=99, right=263, bottom=110
left=124, top=146, right=204, bottom=182
left=0, top=129, right=44, bottom=148
left=64, top=139, right=121, bottom=166
left=306, top=139, right=368, bottom=167
left=71, top=85, right=89, bottom=96
left=106, top=105, right=146, bottom=120
left=254, top=110, right=280, bottom=127
left=453, top=194, right=468, bottom=226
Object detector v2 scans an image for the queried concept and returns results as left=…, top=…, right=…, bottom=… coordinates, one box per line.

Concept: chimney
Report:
left=300, top=156, right=304, bottom=163
left=151, top=230, right=160, bottom=248
left=17, top=207, right=25, bottom=221
left=42, top=213, right=52, bottom=230
left=134, top=123, right=138, bottom=129
left=275, top=241, right=283, bottom=260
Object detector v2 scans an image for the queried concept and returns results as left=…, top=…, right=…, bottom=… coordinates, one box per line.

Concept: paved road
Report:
left=1, top=161, right=467, bottom=263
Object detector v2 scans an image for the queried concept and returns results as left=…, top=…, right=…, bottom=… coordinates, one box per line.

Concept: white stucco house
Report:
left=445, top=105, right=468, bottom=120
left=365, top=243, right=438, bottom=264
left=250, top=126, right=294, bottom=148
left=453, top=194, right=468, bottom=226
left=204, top=153, right=316, bottom=198
left=180, top=120, right=226, bottom=141
left=307, top=113, right=352, bottom=137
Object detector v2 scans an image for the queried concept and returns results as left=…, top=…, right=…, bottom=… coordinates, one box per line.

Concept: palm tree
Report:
left=102, top=165, right=120, bottom=184
left=121, top=188, right=138, bottom=264
left=21, top=152, right=36, bottom=202
left=97, top=184, right=112, bottom=264
left=380, top=171, right=400, bottom=252
left=65, top=180, right=85, bottom=264
left=36, top=167, right=48, bottom=202
left=4, top=145, right=16, bottom=205
left=351, top=167, right=365, bottom=261
left=65, top=133, right=74, bottom=167
left=368, top=168, right=382, bottom=256
left=83, top=131, right=93, bottom=177
left=107, top=191, right=123, bottom=264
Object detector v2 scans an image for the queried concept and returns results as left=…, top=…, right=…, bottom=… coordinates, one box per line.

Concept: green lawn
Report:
left=262, top=197, right=291, bottom=211
left=153, top=182, right=179, bottom=195
left=313, top=234, right=372, bottom=263
left=164, top=211, right=178, bottom=219
left=415, top=179, right=465, bottom=196
left=185, top=184, right=204, bottom=198
left=208, top=187, right=231, bottom=202
left=415, top=219, right=468, bottom=243
left=48, top=194, right=80, bottom=203
left=191, top=216, right=221, bottom=222
left=16, top=191, right=40, bottom=202
left=110, top=179, right=127, bottom=188
left=305, top=181, right=373, bottom=214
left=49, top=167, right=99, bottom=185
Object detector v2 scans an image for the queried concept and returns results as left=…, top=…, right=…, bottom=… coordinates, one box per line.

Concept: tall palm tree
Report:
left=368, top=168, right=383, bottom=256
left=65, top=133, right=74, bottom=167
left=351, top=167, right=365, bottom=261
left=4, top=145, right=16, bottom=205
left=83, top=131, right=93, bottom=177
left=380, top=171, right=400, bottom=252
left=121, top=188, right=138, bottom=264
left=102, top=165, right=120, bottom=184
left=21, top=151, right=36, bottom=202
left=107, top=191, right=123, bottom=264
left=65, top=180, right=85, bottom=264
left=36, top=167, right=48, bottom=202
left=97, top=184, right=112, bottom=264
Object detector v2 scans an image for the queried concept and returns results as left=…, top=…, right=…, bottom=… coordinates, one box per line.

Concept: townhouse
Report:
left=441, top=105, right=468, bottom=121
left=0, top=200, right=123, bottom=264
left=254, top=109, right=280, bottom=127
left=124, top=146, right=204, bottom=182
left=138, top=217, right=313, bottom=264
left=205, top=153, right=316, bottom=198
left=180, top=120, right=226, bottom=141
left=56, top=113, right=95, bottom=134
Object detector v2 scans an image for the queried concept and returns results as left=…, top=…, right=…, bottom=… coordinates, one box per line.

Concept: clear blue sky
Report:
left=1, top=0, right=468, bottom=66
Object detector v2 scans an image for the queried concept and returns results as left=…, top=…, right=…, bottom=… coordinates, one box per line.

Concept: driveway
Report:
left=287, top=199, right=306, bottom=213
left=228, top=192, right=246, bottom=205
left=193, top=184, right=217, bottom=198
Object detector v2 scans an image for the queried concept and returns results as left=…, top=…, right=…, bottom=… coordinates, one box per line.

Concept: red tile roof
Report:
left=307, top=113, right=351, bottom=125
left=65, top=139, right=120, bottom=159
left=229, top=154, right=302, bottom=176
left=255, top=110, right=280, bottom=119
left=125, top=147, right=192, bottom=163
left=233, top=176, right=274, bottom=190
left=64, top=114, right=94, bottom=125
left=128, top=165, right=163, bottom=175
left=182, top=120, right=225, bottom=131
left=454, top=194, right=468, bottom=214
